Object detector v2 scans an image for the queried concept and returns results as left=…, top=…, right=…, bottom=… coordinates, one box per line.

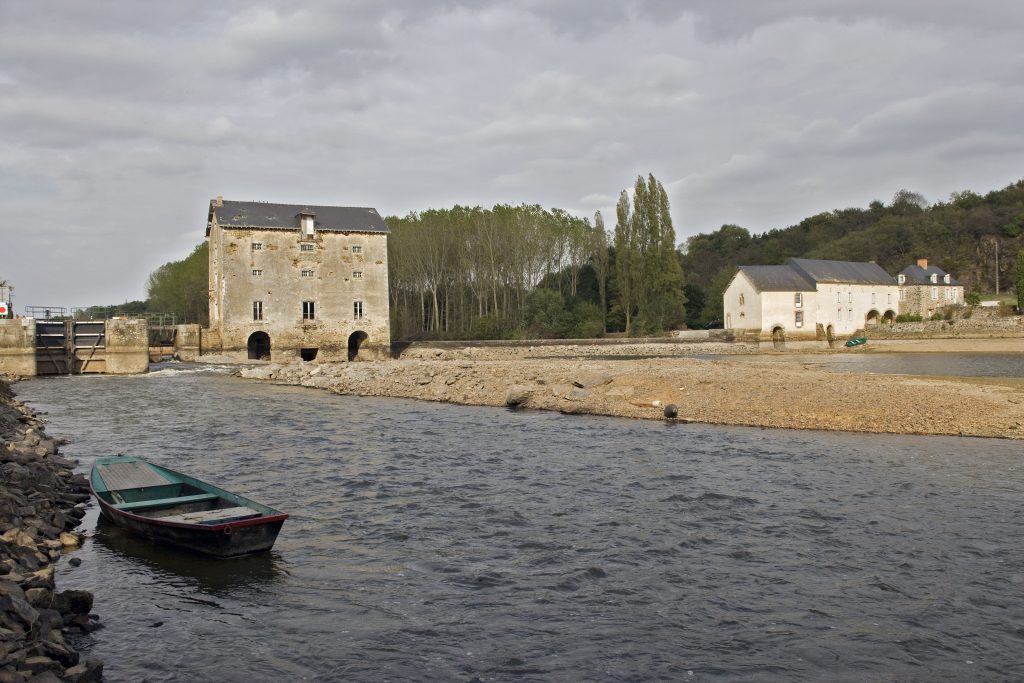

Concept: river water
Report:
left=17, top=366, right=1024, bottom=682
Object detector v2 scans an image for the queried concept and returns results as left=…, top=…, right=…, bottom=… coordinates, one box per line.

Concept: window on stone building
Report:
left=353, top=301, right=364, bottom=320
left=900, top=289, right=906, bottom=301
left=931, top=287, right=938, bottom=300
left=252, top=269, right=262, bottom=277
left=301, top=269, right=314, bottom=278
left=253, top=301, right=263, bottom=321
left=353, top=271, right=363, bottom=279
left=300, top=243, right=315, bottom=252
left=794, top=292, right=802, bottom=308
left=352, top=245, right=363, bottom=254
left=930, top=274, right=938, bottom=284
left=951, top=288, right=958, bottom=303
left=252, top=242, right=263, bottom=251
left=794, top=311, right=803, bottom=328
left=302, top=301, right=315, bottom=320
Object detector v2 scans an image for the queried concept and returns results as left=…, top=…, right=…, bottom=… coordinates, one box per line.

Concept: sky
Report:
left=2, top=1, right=1023, bottom=310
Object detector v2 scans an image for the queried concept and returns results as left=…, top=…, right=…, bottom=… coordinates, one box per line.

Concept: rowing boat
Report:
left=89, top=456, right=287, bottom=558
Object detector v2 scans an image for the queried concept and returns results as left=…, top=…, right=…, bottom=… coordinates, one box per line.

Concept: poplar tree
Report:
left=613, top=174, right=686, bottom=335
left=591, top=211, right=610, bottom=331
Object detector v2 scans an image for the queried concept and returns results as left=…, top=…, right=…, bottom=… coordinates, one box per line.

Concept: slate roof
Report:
left=898, top=264, right=961, bottom=286
left=737, top=265, right=817, bottom=292
left=208, top=200, right=389, bottom=235
left=789, top=258, right=895, bottom=286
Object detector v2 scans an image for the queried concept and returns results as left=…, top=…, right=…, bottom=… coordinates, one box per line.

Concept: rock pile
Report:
left=0, top=380, right=102, bottom=682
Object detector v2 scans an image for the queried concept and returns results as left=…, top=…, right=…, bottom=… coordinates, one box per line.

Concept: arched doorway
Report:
left=882, top=310, right=895, bottom=324
left=300, top=348, right=318, bottom=361
left=247, top=332, right=271, bottom=360
left=347, top=331, right=368, bottom=361
left=865, top=309, right=880, bottom=325
left=771, top=326, right=785, bottom=351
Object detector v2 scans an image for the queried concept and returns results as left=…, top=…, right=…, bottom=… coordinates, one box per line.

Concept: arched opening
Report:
left=300, top=347, right=318, bottom=362
left=771, top=326, right=785, bottom=350
left=247, top=332, right=271, bottom=360
left=865, top=309, right=881, bottom=325
left=882, top=310, right=895, bottom=324
left=347, top=331, right=368, bottom=361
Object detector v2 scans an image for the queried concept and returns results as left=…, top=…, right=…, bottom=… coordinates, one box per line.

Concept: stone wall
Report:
left=173, top=324, right=202, bottom=361
left=871, top=311, right=1023, bottom=339
left=0, top=320, right=35, bottom=377
left=104, top=319, right=149, bottom=374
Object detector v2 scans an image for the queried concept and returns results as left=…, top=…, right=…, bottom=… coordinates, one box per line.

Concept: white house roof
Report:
left=737, top=258, right=897, bottom=292
left=737, top=265, right=817, bottom=292
left=789, top=258, right=896, bottom=286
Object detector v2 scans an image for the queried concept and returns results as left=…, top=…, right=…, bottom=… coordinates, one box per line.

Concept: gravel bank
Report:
left=239, top=350, right=1024, bottom=439
left=1, top=380, right=102, bottom=682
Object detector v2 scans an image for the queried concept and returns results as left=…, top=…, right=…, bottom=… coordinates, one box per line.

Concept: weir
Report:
left=0, top=318, right=150, bottom=376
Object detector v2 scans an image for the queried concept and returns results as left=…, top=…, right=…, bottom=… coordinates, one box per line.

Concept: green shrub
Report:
left=894, top=313, right=923, bottom=322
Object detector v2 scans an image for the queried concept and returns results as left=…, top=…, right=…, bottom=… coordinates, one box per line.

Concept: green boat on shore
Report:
left=845, top=336, right=868, bottom=347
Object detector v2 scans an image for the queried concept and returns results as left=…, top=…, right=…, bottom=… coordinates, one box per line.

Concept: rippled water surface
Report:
left=17, top=366, right=1024, bottom=682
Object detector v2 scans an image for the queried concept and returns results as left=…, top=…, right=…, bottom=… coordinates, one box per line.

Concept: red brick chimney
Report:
left=916, top=258, right=928, bottom=269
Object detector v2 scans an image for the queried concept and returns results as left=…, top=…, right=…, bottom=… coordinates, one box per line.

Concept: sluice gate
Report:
left=35, top=321, right=108, bottom=375
left=0, top=318, right=149, bottom=376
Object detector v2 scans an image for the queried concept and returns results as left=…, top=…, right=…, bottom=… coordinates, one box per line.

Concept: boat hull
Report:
left=97, top=499, right=285, bottom=558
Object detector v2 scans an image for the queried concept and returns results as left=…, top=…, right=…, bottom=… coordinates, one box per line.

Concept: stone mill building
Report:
left=206, top=197, right=391, bottom=362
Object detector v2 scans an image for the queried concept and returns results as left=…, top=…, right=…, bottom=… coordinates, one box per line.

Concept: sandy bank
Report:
left=238, top=352, right=1024, bottom=440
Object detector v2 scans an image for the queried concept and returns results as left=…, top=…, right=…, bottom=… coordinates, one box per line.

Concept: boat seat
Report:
left=114, top=493, right=221, bottom=512
left=158, top=506, right=262, bottom=525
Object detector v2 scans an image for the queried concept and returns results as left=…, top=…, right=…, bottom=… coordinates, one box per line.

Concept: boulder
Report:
left=505, top=385, right=534, bottom=407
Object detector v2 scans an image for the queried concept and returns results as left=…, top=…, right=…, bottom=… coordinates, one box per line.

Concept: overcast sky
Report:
left=3, top=1, right=1022, bottom=310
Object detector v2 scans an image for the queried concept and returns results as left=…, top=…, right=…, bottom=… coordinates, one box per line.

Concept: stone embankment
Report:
left=239, top=346, right=1024, bottom=439
left=0, top=380, right=102, bottom=682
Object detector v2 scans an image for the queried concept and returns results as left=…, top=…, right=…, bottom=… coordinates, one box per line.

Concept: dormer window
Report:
left=897, top=274, right=905, bottom=284
left=297, top=210, right=316, bottom=239
left=930, top=274, right=938, bottom=284
left=944, top=274, right=951, bottom=284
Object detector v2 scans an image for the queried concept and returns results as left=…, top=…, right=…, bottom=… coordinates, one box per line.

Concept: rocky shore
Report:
left=238, top=343, right=1024, bottom=439
left=0, top=380, right=102, bottom=682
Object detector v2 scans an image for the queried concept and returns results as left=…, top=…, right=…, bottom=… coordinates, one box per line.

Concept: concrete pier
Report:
left=0, top=318, right=149, bottom=376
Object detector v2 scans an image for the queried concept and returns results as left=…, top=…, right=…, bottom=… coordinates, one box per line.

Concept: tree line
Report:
left=114, top=175, right=1024, bottom=334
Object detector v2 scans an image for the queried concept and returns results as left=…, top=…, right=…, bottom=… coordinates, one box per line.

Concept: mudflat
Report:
left=237, top=340, right=1024, bottom=439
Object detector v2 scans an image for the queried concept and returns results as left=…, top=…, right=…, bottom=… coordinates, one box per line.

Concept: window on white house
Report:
left=353, top=271, right=363, bottom=279
left=794, top=292, right=802, bottom=308
left=835, top=292, right=841, bottom=303
left=795, top=311, right=803, bottom=328
left=887, top=292, right=892, bottom=304
left=739, top=293, right=745, bottom=306
left=252, top=269, right=262, bottom=277
left=301, top=269, right=314, bottom=278
left=302, top=301, right=315, bottom=320
left=871, top=292, right=876, bottom=304
left=252, top=242, right=263, bottom=251
left=253, top=301, right=263, bottom=321
left=931, top=287, right=938, bottom=300
left=300, top=243, right=315, bottom=252
left=837, top=308, right=842, bottom=319
left=848, top=292, right=853, bottom=303
left=847, top=308, right=853, bottom=321
left=353, top=301, right=364, bottom=319
left=351, top=245, right=363, bottom=254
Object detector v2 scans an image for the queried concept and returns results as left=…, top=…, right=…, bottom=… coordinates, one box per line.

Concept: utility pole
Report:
left=995, top=239, right=1000, bottom=295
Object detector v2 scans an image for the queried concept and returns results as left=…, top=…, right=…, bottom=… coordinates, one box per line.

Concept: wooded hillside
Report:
left=681, top=180, right=1024, bottom=324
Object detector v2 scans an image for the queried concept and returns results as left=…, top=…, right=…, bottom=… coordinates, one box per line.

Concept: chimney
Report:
left=916, top=258, right=928, bottom=269
left=215, top=195, right=224, bottom=207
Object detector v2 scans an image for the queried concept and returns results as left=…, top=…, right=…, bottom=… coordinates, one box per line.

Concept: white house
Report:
left=723, top=258, right=898, bottom=341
